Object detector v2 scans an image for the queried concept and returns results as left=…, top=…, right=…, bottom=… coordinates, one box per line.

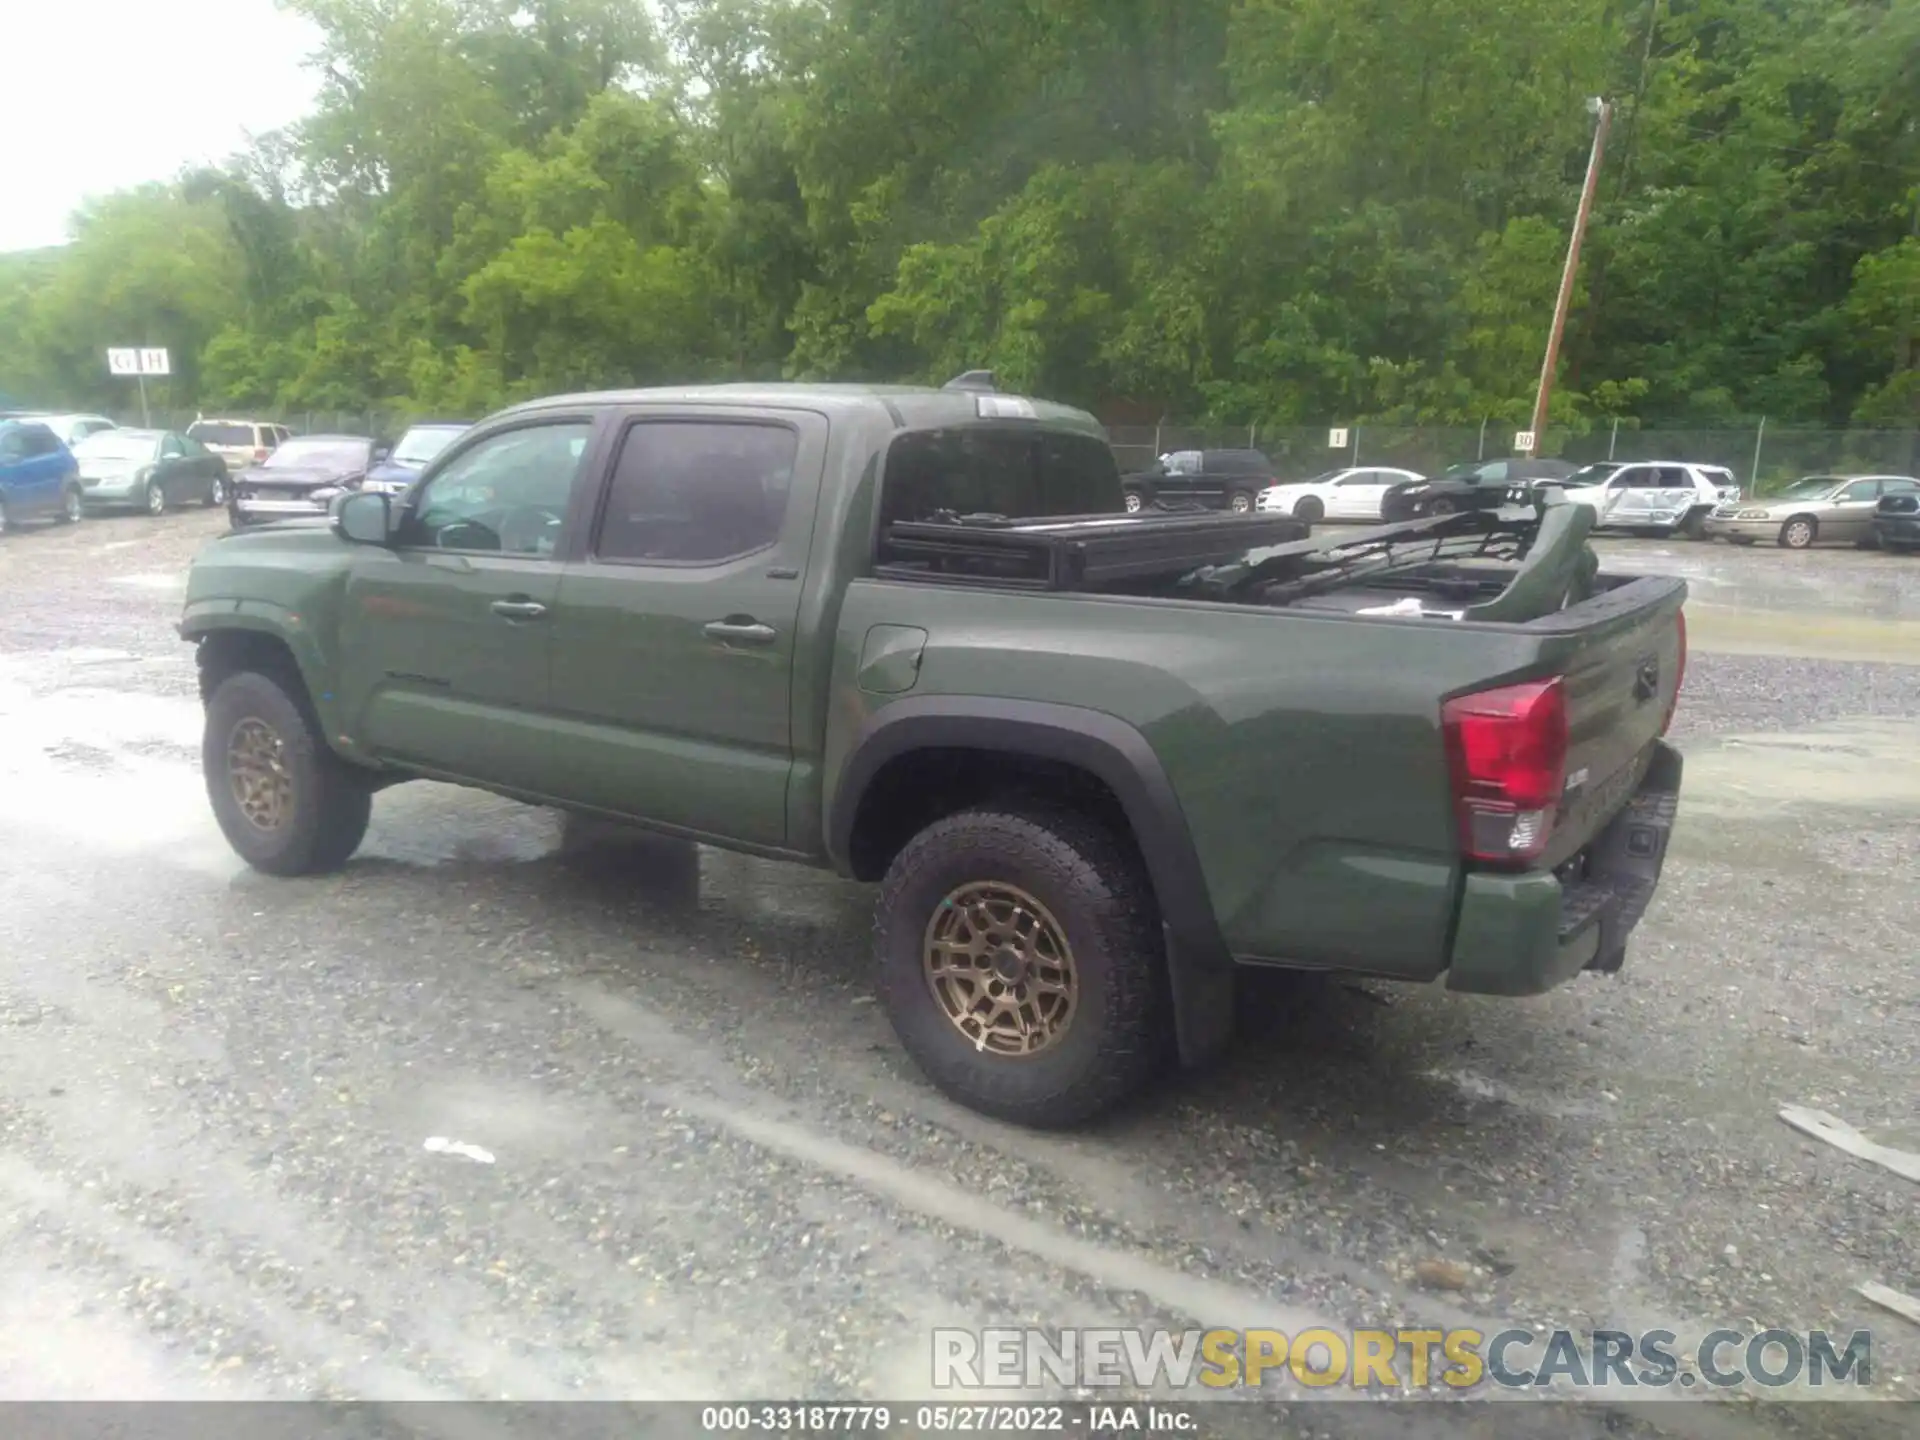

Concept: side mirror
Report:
left=333, top=490, right=392, bottom=545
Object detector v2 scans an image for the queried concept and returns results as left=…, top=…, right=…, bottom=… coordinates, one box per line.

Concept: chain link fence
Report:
left=110, top=408, right=412, bottom=441
left=100, top=406, right=1919, bottom=498
left=1110, top=423, right=1920, bottom=496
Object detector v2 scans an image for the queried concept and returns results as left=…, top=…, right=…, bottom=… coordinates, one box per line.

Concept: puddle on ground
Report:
left=1685, top=603, right=1920, bottom=664
left=1681, top=717, right=1920, bottom=816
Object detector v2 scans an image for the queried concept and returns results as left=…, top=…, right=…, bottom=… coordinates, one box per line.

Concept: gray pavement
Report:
left=0, top=512, right=1915, bottom=1438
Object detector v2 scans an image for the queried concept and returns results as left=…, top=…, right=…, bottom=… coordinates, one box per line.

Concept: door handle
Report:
left=490, top=599, right=549, bottom=621
left=704, top=618, right=778, bottom=647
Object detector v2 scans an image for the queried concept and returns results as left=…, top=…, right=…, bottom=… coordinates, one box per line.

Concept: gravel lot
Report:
left=0, top=513, right=1915, bottom=1438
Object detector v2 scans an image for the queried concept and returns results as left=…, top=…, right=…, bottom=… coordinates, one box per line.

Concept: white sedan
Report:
left=1255, top=467, right=1425, bottom=523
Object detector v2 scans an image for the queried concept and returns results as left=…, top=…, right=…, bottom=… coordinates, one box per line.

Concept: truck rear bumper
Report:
left=1445, top=741, right=1683, bottom=997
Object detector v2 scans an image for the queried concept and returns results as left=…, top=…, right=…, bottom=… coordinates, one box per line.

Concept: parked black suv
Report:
left=1121, top=449, right=1276, bottom=514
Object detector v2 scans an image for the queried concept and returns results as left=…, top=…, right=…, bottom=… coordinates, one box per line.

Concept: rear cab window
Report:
left=878, top=427, right=1123, bottom=533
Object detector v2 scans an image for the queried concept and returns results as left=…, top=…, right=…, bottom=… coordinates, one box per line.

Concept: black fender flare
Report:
left=829, top=696, right=1235, bottom=1067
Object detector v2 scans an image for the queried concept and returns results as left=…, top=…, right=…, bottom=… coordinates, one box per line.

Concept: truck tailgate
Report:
left=1529, top=575, right=1687, bottom=868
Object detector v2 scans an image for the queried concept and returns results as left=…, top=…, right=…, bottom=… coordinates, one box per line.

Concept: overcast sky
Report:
left=1, top=1, right=323, bottom=253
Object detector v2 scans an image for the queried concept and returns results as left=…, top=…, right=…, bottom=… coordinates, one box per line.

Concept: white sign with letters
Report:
left=107, top=347, right=171, bottom=376
left=1513, top=430, right=1537, bottom=454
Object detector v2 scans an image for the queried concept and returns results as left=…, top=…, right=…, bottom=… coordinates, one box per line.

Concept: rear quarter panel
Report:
left=824, top=584, right=1580, bottom=981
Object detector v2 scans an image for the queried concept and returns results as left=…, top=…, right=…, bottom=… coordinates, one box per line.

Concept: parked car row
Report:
left=1126, top=445, right=1920, bottom=555
left=0, top=411, right=473, bottom=537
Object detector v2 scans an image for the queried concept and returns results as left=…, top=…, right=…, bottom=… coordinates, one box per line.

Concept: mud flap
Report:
left=1166, top=922, right=1236, bottom=1068
left=1580, top=743, right=1683, bottom=975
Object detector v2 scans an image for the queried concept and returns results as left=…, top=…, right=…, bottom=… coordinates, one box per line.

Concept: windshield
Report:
left=1775, top=478, right=1842, bottom=500
left=392, top=425, right=465, bottom=465
left=75, top=432, right=159, bottom=461
left=266, top=438, right=371, bottom=471
left=1564, top=464, right=1621, bottom=487
left=190, top=423, right=254, bottom=447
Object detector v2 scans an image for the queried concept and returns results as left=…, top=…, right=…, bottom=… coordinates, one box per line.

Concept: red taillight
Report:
left=1443, top=678, right=1568, bottom=865
left=254, top=447, right=270, bottom=463
left=1661, top=610, right=1687, bottom=735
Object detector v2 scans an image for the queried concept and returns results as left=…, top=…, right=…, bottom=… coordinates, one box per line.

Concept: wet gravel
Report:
left=0, top=512, right=1915, bottom=1439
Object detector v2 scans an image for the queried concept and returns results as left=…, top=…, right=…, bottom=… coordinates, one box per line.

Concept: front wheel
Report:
left=0, top=497, right=9, bottom=537
left=59, top=486, right=83, bottom=524
left=875, top=806, right=1170, bottom=1128
left=203, top=670, right=372, bottom=876
left=206, top=477, right=226, bottom=508
left=1294, top=497, right=1324, bottom=524
left=1885, top=540, right=1917, bottom=556
left=1122, top=489, right=1146, bottom=514
left=1228, top=491, right=1254, bottom=514
left=145, top=481, right=168, bottom=517
left=1779, top=517, right=1817, bottom=550
left=1425, top=497, right=1455, bottom=517
left=1681, top=511, right=1710, bottom=541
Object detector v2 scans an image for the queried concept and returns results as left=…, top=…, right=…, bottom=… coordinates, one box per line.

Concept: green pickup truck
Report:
left=180, top=379, right=1688, bottom=1127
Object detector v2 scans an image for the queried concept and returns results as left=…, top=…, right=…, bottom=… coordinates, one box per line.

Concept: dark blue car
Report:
left=0, top=420, right=84, bottom=535
left=362, top=420, right=472, bottom=496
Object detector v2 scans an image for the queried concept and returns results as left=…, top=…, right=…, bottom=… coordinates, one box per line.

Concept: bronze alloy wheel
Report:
left=923, top=881, right=1078, bottom=1057
left=227, top=717, right=293, bottom=830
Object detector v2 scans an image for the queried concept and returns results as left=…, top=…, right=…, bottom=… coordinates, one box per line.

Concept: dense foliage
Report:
left=2, top=0, right=1915, bottom=431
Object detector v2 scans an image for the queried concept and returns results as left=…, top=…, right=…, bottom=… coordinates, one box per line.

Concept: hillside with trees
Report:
left=2, top=0, right=1915, bottom=433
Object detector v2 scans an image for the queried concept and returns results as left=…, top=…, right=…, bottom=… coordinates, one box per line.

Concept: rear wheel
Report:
left=59, top=486, right=83, bottom=524
left=1681, top=511, right=1709, bottom=541
left=1425, top=497, right=1456, bottom=517
left=1228, top=491, right=1254, bottom=514
left=206, top=477, right=226, bottom=507
left=1122, top=489, right=1147, bottom=514
left=1779, top=516, right=1817, bottom=550
left=875, top=805, right=1170, bottom=1128
left=1294, top=497, right=1324, bottom=523
left=203, top=670, right=372, bottom=876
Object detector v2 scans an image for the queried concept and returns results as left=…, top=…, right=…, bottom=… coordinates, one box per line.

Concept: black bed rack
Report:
left=875, top=509, right=1315, bottom=590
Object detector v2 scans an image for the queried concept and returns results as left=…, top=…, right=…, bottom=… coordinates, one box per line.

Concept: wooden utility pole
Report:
left=1526, top=98, right=1613, bottom=456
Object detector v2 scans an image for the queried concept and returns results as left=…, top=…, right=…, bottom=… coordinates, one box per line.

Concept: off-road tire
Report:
left=875, top=805, right=1170, bottom=1128
left=1294, top=497, right=1324, bottom=524
left=1779, top=516, right=1817, bottom=550
left=203, top=670, right=372, bottom=876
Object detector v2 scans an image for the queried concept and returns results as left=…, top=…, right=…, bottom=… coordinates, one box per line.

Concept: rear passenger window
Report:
left=596, top=421, right=798, bottom=564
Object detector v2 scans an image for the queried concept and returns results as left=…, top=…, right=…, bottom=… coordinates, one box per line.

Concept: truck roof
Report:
left=493, top=383, right=1107, bottom=438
